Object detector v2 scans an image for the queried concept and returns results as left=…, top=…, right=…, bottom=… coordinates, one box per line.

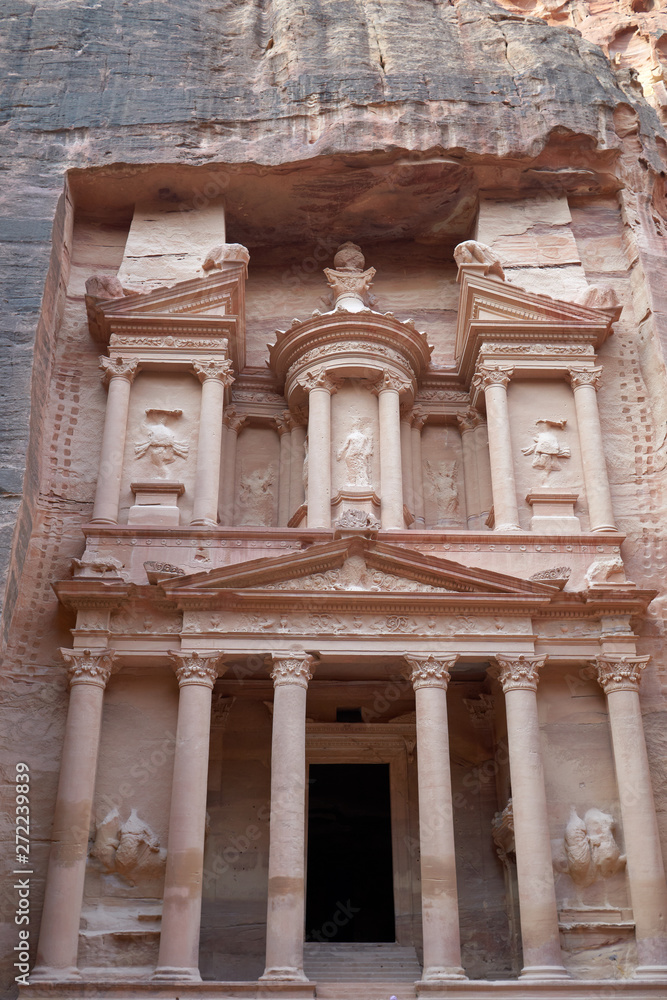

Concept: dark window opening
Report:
left=336, top=707, right=364, bottom=724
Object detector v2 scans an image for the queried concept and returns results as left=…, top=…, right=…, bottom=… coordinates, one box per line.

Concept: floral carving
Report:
left=472, top=364, right=514, bottom=391
left=594, top=656, right=650, bottom=694
left=405, top=654, right=458, bottom=690
left=192, top=358, right=235, bottom=384
left=568, top=366, right=603, bottom=391
left=60, top=648, right=117, bottom=688
left=170, top=650, right=224, bottom=688
left=134, top=408, right=189, bottom=476
left=270, top=654, right=314, bottom=688
left=99, top=356, right=139, bottom=384
left=494, top=654, right=547, bottom=692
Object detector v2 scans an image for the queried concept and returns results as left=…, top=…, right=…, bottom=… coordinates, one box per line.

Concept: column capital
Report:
left=60, top=647, right=117, bottom=689
left=274, top=410, right=294, bottom=435
left=269, top=654, right=314, bottom=689
left=192, top=359, right=235, bottom=385
left=296, top=368, right=341, bottom=394
left=410, top=406, right=427, bottom=431
left=472, top=364, right=514, bottom=391
left=405, top=653, right=458, bottom=690
left=594, top=655, right=650, bottom=694
left=169, top=650, right=225, bottom=688
left=99, top=355, right=139, bottom=385
left=223, top=405, right=247, bottom=434
left=568, top=366, right=603, bottom=391
left=456, top=408, right=483, bottom=433
left=494, top=654, right=547, bottom=693
left=372, top=370, right=412, bottom=396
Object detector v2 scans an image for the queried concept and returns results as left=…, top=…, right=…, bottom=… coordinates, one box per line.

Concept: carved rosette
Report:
left=494, top=654, right=547, bottom=693
left=372, top=370, right=413, bottom=396
left=472, top=365, right=514, bottom=391
left=60, top=647, right=117, bottom=689
left=568, top=366, right=603, bottom=392
left=594, top=655, right=650, bottom=694
left=169, top=650, right=224, bottom=688
left=192, top=359, right=235, bottom=385
left=99, top=356, right=139, bottom=385
left=270, top=654, right=314, bottom=689
left=296, top=369, right=342, bottom=395
left=405, top=654, right=458, bottom=690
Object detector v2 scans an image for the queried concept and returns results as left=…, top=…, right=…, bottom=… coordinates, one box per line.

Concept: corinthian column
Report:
left=595, top=656, right=667, bottom=978
left=473, top=366, right=520, bottom=531
left=494, top=655, right=567, bottom=980
left=406, top=655, right=466, bottom=981
left=154, top=651, right=224, bottom=982
left=33, top=649, right=116, bottom=979
left=298, top=370, right=340, bottom=529
left=191, top=359, right=235, bottom=525
left=92, top=357, right=138, bottom=523
left=261, top=654, right=314, bottom=982
left=373, top=371, right=410, bottom=529
left=218, top=407, right=246, bottom=525
left=568, top=368, right=616, bottom=531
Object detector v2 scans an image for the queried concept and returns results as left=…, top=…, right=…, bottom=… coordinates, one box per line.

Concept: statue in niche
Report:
left=553, top=806, right=626, bottom=889
left=134, top=408, right=189, bottom=478
left=237, top=464, right=277, bottom=526
left=90, top=807, right=167, bottom=886
left=423, top=460, right=460, bottom=518
left=336, top=419, right=373, bottom=487
left=522, top=419, right=570, bottom=476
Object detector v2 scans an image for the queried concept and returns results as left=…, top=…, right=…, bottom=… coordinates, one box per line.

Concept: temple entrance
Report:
left=305, top=763, right=395, bottom=943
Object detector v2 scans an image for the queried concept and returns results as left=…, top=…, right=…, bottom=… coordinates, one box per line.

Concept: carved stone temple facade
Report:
left=5, top=5, right=667, bottom=1000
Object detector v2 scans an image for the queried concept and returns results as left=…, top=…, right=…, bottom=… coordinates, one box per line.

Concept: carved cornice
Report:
left=372, top=370, right=413, bottom=396
left=405, top=653, right=458, bottom=690
left=472, top=364, right=514, bottom=391
left=269, top=654, right=315, bottom=689
left=169, top=650, right=225, bottom=688
left=594, top=655, right=650, bottom=694
left=60, top=647, right=117, bottom=689
left=568, top=366, right=603, bottom=391
left=494, top=654, right=547, bottom=692
left=99, top=356, right=139, bottom=385
left=192, top=358, right=235, bottom=385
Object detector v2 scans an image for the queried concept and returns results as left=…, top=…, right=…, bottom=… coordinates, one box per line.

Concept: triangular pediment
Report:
left=456, top=271, right=618, bottom=381
left=160, top=536, right=559, bottom=601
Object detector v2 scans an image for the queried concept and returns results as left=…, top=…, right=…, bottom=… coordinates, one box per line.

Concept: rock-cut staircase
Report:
left=303, top=942, right=422, bottom=995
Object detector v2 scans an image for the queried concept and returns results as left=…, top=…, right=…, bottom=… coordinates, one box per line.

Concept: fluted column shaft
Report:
left=568, top=368, right=616, bottom=531
left=191, top=360, right=234, bottom=525
left=495, top=655, right=567, bottom=980
left=92, top=357, right=138, bottom=523
left=374, top=372, right=409, bottom=529
left=299, top=371, right=338, bottom=529
left=262, top=655, right=314, bottom=982
left=154, top=652, right=224, bottom=981
left=34, top=649, right=116, bottom=979
left=595, top=656, right=667, bottom=977
left=218, top=408, right=246, bottom=525
left=474, top=367, right=519, bottom=531
left=411, top=409, right=426, bottom=529
left=407, top=656, right=466, bottom=981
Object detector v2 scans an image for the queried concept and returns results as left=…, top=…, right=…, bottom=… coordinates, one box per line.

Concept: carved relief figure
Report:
left=134, top=408, right=189, bottom=478
left=90, top=807, right=167, bottom=886
left=522, top=419, right=570, bottom=475
left=237, top=464, right=277, bottom=526
left=336, top=419, right=373, bottom=487
left=423, top=460, right=460, bottom=518
left=553, top=806, right=626, bottom=888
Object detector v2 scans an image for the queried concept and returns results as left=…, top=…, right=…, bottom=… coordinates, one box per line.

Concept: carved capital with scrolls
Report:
left=472, top=365, right=514, bottom=392
left=494, top=654, right=547, bottom=693
left=99, top=356, right=139, bottom=385
left=169, top=650, right=225, bottom=688
left=456, top=408, right=483, bottom=434
left=270, top=654, right=314, bottom=689
left=594, top=655, right=649, bottom=694
left=192, top=359, right=235, bottom=386
left=223, top=406, right=247, bottom=434
left=568, top=366, right=603, bottom=392
left=410, top=406, right=427, bottom=431
left=60, top=647, right=117, bottom=689
left=405, top=653, right=458, bottom=690
left=372, top=370, right=413, bottom=396
left=297, top=369, right=341, bottom=394
left=274, top=410, right=294, bottom=436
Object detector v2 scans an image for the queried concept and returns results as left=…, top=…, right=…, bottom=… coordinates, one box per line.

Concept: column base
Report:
left=190, top=517, right=219, bottom=527
left=520, top=965, right=570, bottom=980
left=591, top=524, right=618, bottom=532
left=152, top=966, right=202, bottom=982
left=29, top=966, right=81, bottom=982
left=635, top=965, right=667, bottom=980
left=260, top=967, right=310, bottom=983
left=420, top=967, right=467, bottom=982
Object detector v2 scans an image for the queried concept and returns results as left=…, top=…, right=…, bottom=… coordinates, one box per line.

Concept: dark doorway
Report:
left=305, top=763, right=395, bottom=943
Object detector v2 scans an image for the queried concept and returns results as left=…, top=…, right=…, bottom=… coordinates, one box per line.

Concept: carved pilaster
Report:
left=270, top=654, right=314, bottom=689
left=594, top=655, right=649, bottom=694
left=192, top=358, right=235, bottom=385
left=169, top=650, right=223, bottom=689
left=99, top=356, right=139, bottom=385
left=406, top=653, right=457, bottom=690
left=60, top=647, right=116, bottom=689
left=494, top=654, right=547, bottom=693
